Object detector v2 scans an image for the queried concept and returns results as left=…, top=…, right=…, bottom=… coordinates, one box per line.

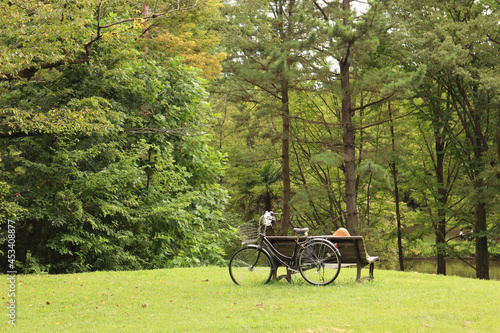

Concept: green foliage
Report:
left=357, top=160, right=387, bottom=180
left=0, top=1, right=229, bottom=272
left=1, top=59, right=229, bottom=273
left=309, top=152, right=343, bottom=167
left=212, top=0, right=499, bottom=277
left=3, top=0, right=499, bottom=276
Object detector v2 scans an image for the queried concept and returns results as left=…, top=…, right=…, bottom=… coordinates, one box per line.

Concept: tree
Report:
left=391, top=0, right=500, bottom=279
left=388, top=102, right=405, bottom=271
left=0, top=0, right=208, bottom=80
left=0, top=0, right=228, bottom=272
left=216, top=0, right=424, bottom=238
left=217, top=0, right=314, bottom=234
left=140, top=0, right=226, bottom=79
left=303, top=0, right=424, bottom=234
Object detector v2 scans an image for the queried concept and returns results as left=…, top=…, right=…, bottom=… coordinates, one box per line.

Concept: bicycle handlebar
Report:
left=261, top=211, right=279, bottom=227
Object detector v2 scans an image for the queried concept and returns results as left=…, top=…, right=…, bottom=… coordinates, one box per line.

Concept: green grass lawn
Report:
left=3, top=266, right=499, bottom=332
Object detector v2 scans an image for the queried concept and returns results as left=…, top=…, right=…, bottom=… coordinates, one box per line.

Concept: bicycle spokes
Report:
left=298, top=240, right=341, bottom=285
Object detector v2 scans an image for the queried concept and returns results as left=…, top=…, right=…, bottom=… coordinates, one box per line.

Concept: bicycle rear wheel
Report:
left=298, top=239, right=341, bottom=285
left=229, top=247, right=273, bottom=286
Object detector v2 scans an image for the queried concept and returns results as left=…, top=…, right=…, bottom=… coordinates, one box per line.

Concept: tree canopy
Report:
left=1, top=0, right=229, bottom=273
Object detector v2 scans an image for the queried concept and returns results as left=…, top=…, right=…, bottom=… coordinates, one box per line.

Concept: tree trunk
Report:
left=435, top=127, right=447, bottom=275
left=341, top=67, right=357, bottom=234
left=393, top=168, right=404, bottom=272
left=435, top=218, right=447, bottom=275
left=475, top=199, right=489, bottom=279
left=273, top=0, right=293, bottom=236
left=389, top=104, right=404, bottom=271
left=280, top=80, right=291, bottom=236
left=497, top=104, right=500, bottom=167
left=340, top=0, right=358, bottom=234
left=454, top=77, right=490, bottom=279
left=264, top=188, right=273, bottom=212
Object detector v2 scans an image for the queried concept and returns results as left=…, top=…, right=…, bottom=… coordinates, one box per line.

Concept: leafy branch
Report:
left=0, top=0, right=208, bottom=82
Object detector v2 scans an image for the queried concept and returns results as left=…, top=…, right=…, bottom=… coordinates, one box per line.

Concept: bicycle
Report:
left=229, top=211, right=341, bottom=286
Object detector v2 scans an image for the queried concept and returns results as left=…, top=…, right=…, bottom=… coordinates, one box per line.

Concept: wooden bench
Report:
left=266, top=235, right=380, bottom=282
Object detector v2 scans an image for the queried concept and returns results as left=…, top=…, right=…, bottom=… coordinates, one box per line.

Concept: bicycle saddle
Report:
left=293, top=228, right=309, bottom=236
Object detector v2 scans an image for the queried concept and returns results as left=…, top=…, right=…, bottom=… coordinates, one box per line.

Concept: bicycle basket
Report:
left=237, top=222, right=261, bottom=244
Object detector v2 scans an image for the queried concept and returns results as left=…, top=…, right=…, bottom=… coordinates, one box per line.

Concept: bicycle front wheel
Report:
left=298, top=239, right=341, bottom=286
left=229, top=247, right=273, bottom=286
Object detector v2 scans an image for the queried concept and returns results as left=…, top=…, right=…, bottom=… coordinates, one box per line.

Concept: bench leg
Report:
left=356, top=264, right=361, bottom=282
left=357, top=263, right=376, bottom=283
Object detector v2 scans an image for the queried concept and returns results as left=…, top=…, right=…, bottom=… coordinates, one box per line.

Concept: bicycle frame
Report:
left=255, top=229, right=312, bottom=273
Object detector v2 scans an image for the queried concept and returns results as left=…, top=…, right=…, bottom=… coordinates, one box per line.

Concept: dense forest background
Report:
left=1, top=0, right=499, bottom=279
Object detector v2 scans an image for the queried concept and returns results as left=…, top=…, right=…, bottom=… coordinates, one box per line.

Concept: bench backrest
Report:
left=266, top=236, right=371, bottom=266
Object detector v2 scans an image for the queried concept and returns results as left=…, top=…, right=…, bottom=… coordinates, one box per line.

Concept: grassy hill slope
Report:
left=3, top=266, right=499, bottom=332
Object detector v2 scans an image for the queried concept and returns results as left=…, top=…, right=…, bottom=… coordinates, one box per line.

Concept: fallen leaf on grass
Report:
left=256, top=302, right=264, bottom=307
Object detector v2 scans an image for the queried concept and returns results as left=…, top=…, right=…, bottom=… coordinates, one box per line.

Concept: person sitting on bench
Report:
left=333, top=227, right=351, bottom=237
